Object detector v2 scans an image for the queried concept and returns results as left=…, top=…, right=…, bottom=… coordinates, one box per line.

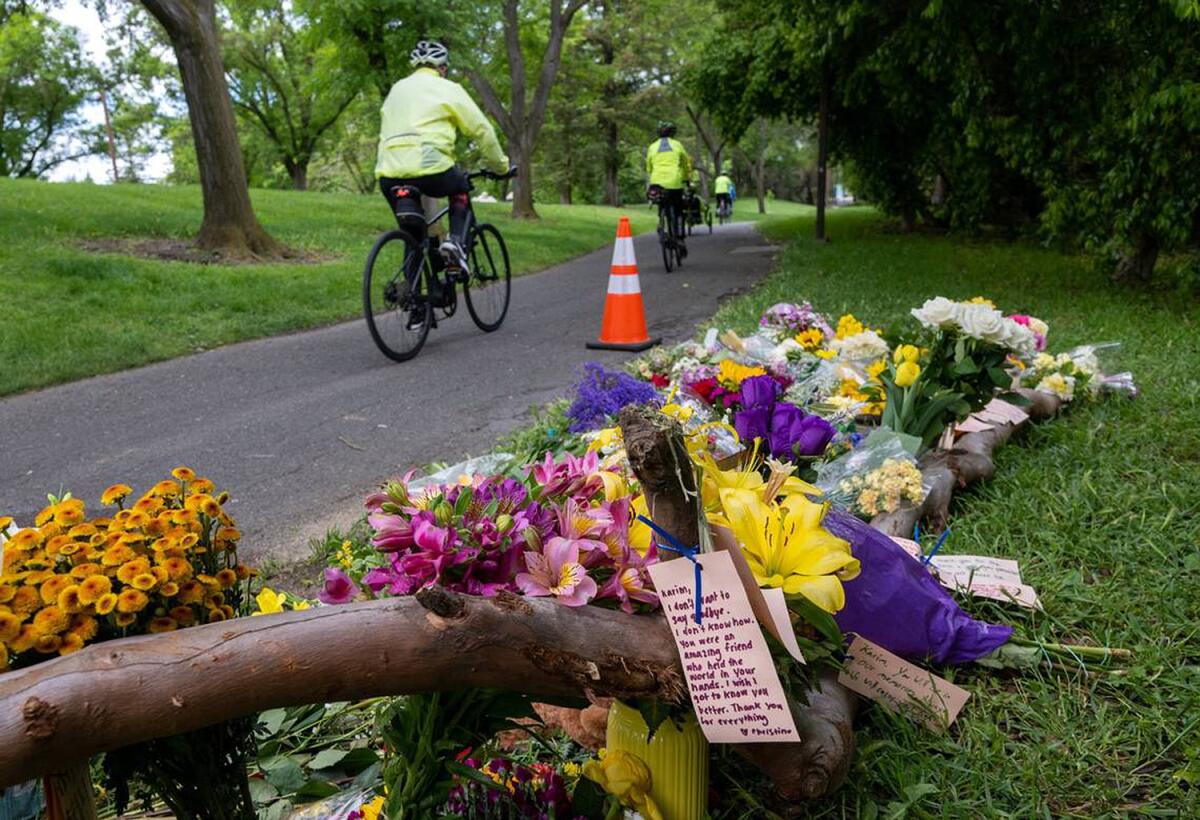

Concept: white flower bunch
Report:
left=911, top=297, right=1038, bottom=358
left=831, top=329, right=890, bottom=361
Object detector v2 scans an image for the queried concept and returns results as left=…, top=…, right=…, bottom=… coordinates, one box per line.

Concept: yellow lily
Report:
left=713, top=488, right=859, bottom=613
left=595, top=469, right=630, bottom=502
left=582, top=750, right=664, bottom=820
left=629, top=495, right=653, bottom=556
left=587, top=425, right=624, bottom=453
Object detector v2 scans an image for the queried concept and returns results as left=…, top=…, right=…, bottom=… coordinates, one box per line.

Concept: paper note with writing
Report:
left=760, top=587, right=806, bottom=664
left=955, top=416, right=993, bottom=435
left=981, top=398, right=1029, bottom=425
left=890, top=536, right=923, bottom=561
left=931, top=555, right=1023, bottom=587
left=648, top=551, right=800, bottom=743
left=838, top=636, right=970, bottom=732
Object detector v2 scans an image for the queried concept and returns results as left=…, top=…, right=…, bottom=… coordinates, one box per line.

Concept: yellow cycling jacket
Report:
left=714, top=174, right=733, bottom=195
left=645, top=136, right=692, bottom=189
left=376, top=68, right=508, bottom=178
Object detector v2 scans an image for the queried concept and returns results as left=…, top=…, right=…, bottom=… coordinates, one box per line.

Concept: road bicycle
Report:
left=364, top=168, right=515, bottom=362
left=716, top=197, right=733, bottom=225
left=648, top=185, right=685, bottom=273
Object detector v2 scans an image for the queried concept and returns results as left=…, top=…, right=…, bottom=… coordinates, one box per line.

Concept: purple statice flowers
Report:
left=759, top=301, right=835, bottom=337
left=733, top=374, right=835, bottom=459
left=565, top=362, right=660, bottom=433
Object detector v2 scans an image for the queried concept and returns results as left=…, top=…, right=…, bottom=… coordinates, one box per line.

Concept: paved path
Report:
left=0, top=222, right=775, bottom=565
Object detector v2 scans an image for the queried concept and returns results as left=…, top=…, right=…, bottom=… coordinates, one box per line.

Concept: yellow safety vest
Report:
left=645, top=137, right=693, bottom=190
left=714, top=174, right=733, bottom=194
left=376, top=68, right=508, bottom=178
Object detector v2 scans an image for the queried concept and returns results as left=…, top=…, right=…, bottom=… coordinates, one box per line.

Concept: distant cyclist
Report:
left=645, top=121, right=693, bottom=256
left=376, top=40, right=509, bottom=274
left=714, top=166, right=734, bottom=218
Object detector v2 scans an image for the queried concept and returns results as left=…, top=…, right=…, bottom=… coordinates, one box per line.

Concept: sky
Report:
left=48, top=0, right=173, bottom=183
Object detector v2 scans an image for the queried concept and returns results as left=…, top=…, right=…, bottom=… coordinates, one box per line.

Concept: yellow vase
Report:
left=605, top=699, right=709, bottom=820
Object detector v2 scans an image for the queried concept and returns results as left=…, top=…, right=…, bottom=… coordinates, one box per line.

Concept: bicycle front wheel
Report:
left=363, top=230, right=432, bottom=362
left=464, top=223, right=511, bottom=331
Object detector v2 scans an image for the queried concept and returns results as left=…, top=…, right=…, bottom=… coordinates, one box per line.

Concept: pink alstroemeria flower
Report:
left=600, top=563, right=659, bottom=614
left=398, top=519, right=471, bottom=582
left=368, top=511, right=418, bottom=552
left=318, top=567, right=360, bottom=604
left=529, top=451, right=603, bottom=500
left=515, top=537, right=597, bottom=607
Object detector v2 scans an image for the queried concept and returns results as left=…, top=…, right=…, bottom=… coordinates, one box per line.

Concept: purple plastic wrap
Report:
left=825, top=510, right=1013, bottom=665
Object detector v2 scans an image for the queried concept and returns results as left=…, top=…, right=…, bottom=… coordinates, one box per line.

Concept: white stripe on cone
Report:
left=607, top=274, right=642, bottom=295
left=610, top=236, right=636, bottom=268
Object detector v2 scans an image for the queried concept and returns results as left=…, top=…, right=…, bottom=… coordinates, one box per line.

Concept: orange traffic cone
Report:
left=587, top=216, right=661, bottom=351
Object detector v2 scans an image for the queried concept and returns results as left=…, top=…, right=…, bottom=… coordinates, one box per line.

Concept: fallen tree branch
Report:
left=0, top=590, right=684, bottom=788
left=871, top=390, right=1062, bottom=536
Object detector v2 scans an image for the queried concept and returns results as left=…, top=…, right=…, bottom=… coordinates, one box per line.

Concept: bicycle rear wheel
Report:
left=464, top=223, right=511, bottom=331
left=363, top=229, right=433, bottom=362
left=658, top=211, right=674, bottom=273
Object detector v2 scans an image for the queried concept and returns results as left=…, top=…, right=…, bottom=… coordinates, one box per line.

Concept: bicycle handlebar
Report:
left=468, top=166, right=518, bottom=182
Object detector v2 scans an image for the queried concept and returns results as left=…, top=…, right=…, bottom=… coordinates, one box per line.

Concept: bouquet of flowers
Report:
left=759, top=301, right=835, bottom=340
left=1019, top=351, right=1097, bottom=402
left=837, top=458, right=926, bottom=518
left=566, top=362, right=661, bottom=433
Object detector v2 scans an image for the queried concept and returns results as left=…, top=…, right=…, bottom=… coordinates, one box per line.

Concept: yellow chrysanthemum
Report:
left=94, top=593, right=118, bottom=615
left=0, top=515, right=13, bottom=534
left=101, top=545, right=137, bottom=567
left=190, top=477, right=215, bottom=494
left=44, top=534, right=72, bottom=556
left=177, top=580, right=205, bottom=604
left=33, top=605, right=69, bottom=636
left=169, top=606, right=196, bottom=625
left=147, top=617, right=177, bottom=634
left=0, top=585, right=14, bottom=604
left=77, top=574, right=112, bottom=605
left=130, top=573, right=158, bottom=592
left=234, top=563, right=255, bottom=580
left=58, top=633, right=85, bottom=655
left=0, top=644, right=7, bottom=670
left=11, top=625, right=39, bottom=653
left=35, top=634, right=63, bottom=654
left=11, top=587, right=40, bottom=616
left=171, top=466, right=197, bottom=482
left=114, top=612, right=137, bottom=627
left=160, top=581, right=180, bottom=597
left=215, top=568, right=238, bottom=588
left=116, top=559, right=151, bottom=584
left=158, top=556, right=193, bottom=581
left=101, top=484, right=134, bottom=506
left=206, top=607, right=227, bottom=623
left=57, top=585, right=83, bottom=614
left=214, top=527, right=241, bottom=545
left=150, top=479, right=181, bottom=498
left=116, top=589, right=149, bottom=614
left=68, top=614, right=99, bottom=641
left=8, top=529, right=41, bottom=550
left=69, top=563, right=103, bottom=580
left=0, top=611, right=22, bottom=642
left=39, top=575, right=73, bottom=605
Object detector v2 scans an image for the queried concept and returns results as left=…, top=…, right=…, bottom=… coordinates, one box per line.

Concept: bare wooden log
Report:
left=0, top=589, right=684, bottom=788
left=871, top=392, right=1063, bottom=537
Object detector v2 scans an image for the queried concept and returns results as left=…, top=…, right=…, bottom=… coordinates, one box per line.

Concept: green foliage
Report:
left=0, top=9, right=90, bottom=177
left=693, top=0, right=1200, bottom=279
left=495, top=398, right=584, bottom=463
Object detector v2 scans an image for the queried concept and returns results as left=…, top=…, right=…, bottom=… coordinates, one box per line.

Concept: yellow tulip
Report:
left=894, top=361, right=921, bottom=388
left=892, top=344, right=920, bottom=364
left=711, top=488, right=859, bottom=613
left=253, top=587, right=287, bottom=615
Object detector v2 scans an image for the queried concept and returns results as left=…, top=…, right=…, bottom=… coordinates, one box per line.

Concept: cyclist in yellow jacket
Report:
left=645, top=121, right=693, bottom=255
left=376, top=40, right=509, bottom=272
left=714, top=166, right=734, bottom=218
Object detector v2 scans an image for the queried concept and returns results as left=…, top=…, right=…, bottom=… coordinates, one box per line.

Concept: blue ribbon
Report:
left=637, top=514, right=704, bottom=624
left=921, top=528, right=952, bottom=567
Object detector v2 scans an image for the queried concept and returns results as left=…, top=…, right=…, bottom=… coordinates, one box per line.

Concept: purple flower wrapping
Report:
left=824, top=509, right=1013, bottom=664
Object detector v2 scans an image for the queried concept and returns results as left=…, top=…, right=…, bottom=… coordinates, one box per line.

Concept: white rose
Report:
left=911, top=296, right=961, bottom=330
left=1003, top=322, right=1038, bottom=358
left=1029, top=317, right=1049, bottom=337
left=833, top=330, right=890, bottom=361
left=957, top=303, right=1007, bottom=344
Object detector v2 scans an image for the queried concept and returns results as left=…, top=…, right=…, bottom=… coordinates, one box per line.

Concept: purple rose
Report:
left=795, top=414, right=836, bottom=456
left=739, top=374, right=781, bottom=410
left=733, top=405, right=772, bottom=444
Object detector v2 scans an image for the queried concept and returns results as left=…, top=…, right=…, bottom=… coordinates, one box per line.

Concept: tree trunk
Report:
left=816, top=72, right=830, bottom=242
left=511, top=140, right=538, bottom=218
left=99, top=88, right=119, bottom=184
left=1114, top=231, right=1160, bottom=284
left=141, top=0, right=283, bottom=258
left=43, top=762, right=97, bottom=820
left=602, top=115, right=620, bottom=206
left=559, top=180, right=572, bottom=205
left=288, top=160, right=308, bottom=191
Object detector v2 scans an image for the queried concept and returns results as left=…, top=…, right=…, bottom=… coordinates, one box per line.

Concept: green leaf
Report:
left=569, top=777, right=611, bottom=819
left=987, top=366, right=1013, bottom=388
left=293, top=778, right=340, bottom=800
left=261, top=800, right=291, bottom=820
left=446, top=760, right=505, bottom=791
left=261, top=755, right=307, bottom=793
left=307, top=748, right=348, bottom=771
left=784, top=593, right=844, bottom=644
left=255, top=708, right=287, bottom=738
left=247, top=778, right=279, bottom=805
left=633, top=697, right=676, bottom=742
left=338, top=747, right=381, bottom=775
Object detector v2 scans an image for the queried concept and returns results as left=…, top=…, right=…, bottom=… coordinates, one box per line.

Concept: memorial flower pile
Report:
left=323, top=451, right=660, bottom=613
left=0, top=468, right=254, bottom=670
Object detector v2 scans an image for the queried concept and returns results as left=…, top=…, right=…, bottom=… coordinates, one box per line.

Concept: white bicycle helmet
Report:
left=410, top=40, right=449, bottom=68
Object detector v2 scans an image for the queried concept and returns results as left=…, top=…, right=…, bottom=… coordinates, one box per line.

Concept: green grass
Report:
left=0, top=179, right=657, bottom=396
left=728, top=197, right=816, bottom=224
left=715, top=209, right=1200, bottom=817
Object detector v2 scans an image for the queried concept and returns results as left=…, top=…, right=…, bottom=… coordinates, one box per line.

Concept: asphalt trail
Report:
left=0, top=221, right=775, bottom=564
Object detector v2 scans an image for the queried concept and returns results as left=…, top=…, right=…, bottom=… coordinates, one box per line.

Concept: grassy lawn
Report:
left=716, top=209, right=1200, bottom=816
left=0, top=179, right=658, bottom=396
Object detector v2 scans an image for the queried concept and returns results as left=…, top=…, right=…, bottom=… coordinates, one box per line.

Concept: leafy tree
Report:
left=224, top=0, right=366, bottom=190
left=139, top=0, right=282, bottom=257
left=0, top=9, right=91, bottom=177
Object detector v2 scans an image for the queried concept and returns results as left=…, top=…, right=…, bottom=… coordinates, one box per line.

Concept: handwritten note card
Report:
left=954, top=416, right=994, bottom=436
left=648, top=551, right=800, bottom=743
left=761, top=587, right=807, bottom=664
left=838, top=636, right=970, bottom=732
left=889, top=536, right=924, bottom=561
left=930, top=555, right=1042, bottom=609
left=980, top=398, right=1029, bottom=426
